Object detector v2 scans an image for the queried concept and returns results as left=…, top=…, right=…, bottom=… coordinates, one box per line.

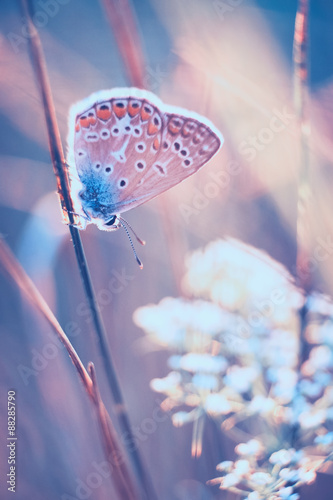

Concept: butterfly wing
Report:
left=68, top=88, right=223, bottom=218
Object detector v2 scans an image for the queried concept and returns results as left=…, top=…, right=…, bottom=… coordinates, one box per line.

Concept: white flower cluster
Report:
left=133, top=239, right=333, bottom=495
left=209, top=440, right=317, bottom=499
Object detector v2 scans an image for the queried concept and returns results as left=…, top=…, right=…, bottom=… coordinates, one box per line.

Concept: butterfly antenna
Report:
left=119, top=219, right=143, bottom=269
left=119, top=216, right=146, bottom=246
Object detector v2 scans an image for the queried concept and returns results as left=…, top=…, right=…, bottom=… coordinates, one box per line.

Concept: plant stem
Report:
left=292, top=0, right=311, bottom=453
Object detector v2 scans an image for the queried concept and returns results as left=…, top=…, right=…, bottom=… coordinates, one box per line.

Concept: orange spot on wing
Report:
left=153, top=136, right=160, bottom=150
left=128, top=101, right=141, bottom=117
left=113, top=102, right=127, bottom=118
left=96, top=105, right=112, bottom=121
left=182, top=121, right=197, bottom=137
left=168, top=123, right=181, bottom=135
left=193, top=126, right=208, bottom=144
left=141, top=105, right=153, bottom=122
left=75, top=122, right=80, bottom=132
left=168, top=117, right=183, bottom=135
left=87, top=112, right=96, bottom=126
left=192, top=133, right=201, bottom=144
left=79, top=115, right=89, bottom=128
left=148, top=121, right=159, bottom=136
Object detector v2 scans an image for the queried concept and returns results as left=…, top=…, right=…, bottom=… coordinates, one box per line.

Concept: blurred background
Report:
left=1, top=0, right=333, bottom=498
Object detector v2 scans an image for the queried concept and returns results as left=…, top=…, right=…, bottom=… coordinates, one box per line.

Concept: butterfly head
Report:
left=95, top=214, right=121, bottom=232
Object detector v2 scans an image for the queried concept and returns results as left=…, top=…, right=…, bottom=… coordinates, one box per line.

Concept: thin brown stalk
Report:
left=292, top=0, right=311, bottom=454
left=293, top=0, right=311, bottom=360
left=88, top=363, right=138, bottom=500
left=0, top=238, right=138, bottom=499
left=293, top=0, right=312, bottom=292
left=101, top=0, right=146, bottom=88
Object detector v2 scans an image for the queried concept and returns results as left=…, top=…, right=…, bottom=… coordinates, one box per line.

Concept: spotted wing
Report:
left=69, top=89, right=223, bottom=215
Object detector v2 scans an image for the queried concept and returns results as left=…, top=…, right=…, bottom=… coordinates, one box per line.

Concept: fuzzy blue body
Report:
left=79, top=171, right=116, bottom=220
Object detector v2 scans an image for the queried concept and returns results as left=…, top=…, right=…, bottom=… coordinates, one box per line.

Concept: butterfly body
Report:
left=67, top=88, right=223, bottom=231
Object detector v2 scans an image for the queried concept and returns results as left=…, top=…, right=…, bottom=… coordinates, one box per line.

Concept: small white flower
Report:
left=192, top=373, right=219, bottom=390
left=247, top=492, right=261, bottom=500
left=269, top=449, right=295, bottom=466
left=234, top=459, right=250, bottom=475
left=172, top=411, right=193, bottom=427
left=249, top=395, right=275, bottom=415
left=279, top=486, right=295, bottom=499
left=299, top=409, right=326, bottom=429
left=308, top=346, right=332, bottom=370
left=236, top=439, right=263, bottom=457
left=216, top=460, right=233, bottom=472
left=299, top=379, right=323, bottom=398
left=133, top=298, right=228, bottom=349
left=279, top=468, right=299, bottom=482
left=224, top=365, right=259, bottom=393
left=180, top=353, right=227, bottom=374
left=250, top=472, right=272, bottom=485
left=204, top=393, right=232, bottom=415
left=314, top=432, right=333, bottom=446
left=221, top=473, right=240, bottom=488
left=297, top=468, right=316, bottom=483
left=150, top=371, right=181, bottom=393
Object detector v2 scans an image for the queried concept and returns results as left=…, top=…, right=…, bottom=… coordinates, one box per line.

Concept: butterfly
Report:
left=67, top=88, right=223, bottom=264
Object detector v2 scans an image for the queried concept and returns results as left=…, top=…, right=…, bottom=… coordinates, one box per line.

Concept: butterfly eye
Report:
left=94, top=162, right=101, bottom=170
left=77, top=149, right=87, bottom=157
left=173, top=141, right=181, bottom=152
left=133, top=128, right=142, bottom=137
left=180, top=148, right=189, bottom=157
left=100, top=129, right=110, bottom=140
left=135, top=160, right=146, bottom=171
left=124, top=125, right=132, bottom=133
left=118, top=178, right=128, bottom=189
left=105, top=215, right=117, bottom=226
left=162, top=141, right=170, bottom=150
left=111, top=126, right=120, bottom=136
left=135, top=142, right=146, bottom=152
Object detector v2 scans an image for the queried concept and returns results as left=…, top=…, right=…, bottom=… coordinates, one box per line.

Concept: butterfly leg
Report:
left=62, top=207, right=91, bottom=230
